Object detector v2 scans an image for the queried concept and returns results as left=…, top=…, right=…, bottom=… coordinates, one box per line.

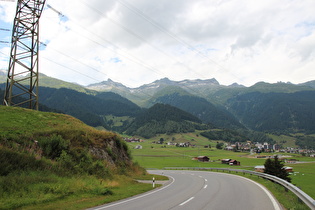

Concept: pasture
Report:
left=127, top=135, right=315, bottom=199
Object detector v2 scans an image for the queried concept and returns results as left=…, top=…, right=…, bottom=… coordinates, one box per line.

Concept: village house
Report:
left=254, top=165, right=293, bottom=172
left=221, top=159, right=231, bottom=164
left=124, top=137, right=144, bottom=143
left=225, top=146, right=234, bottom=151
left=221, top=159, right=240, bottom=165
left=176, top=142, right=191, bottom=147
left=284, top=159, right=298, bottom=163
left=284, top=166, right=293, bottom=172
left=198, top=156, right=210, bottom=162
left=254, top=165, right=265, bottom=172
left=134, top=145, right=142, bottom=149
left=192, top=156, right=210, bottom=162
left=229, top=159, right=240, bottom=166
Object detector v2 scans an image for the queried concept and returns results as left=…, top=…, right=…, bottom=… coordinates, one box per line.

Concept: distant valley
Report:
left=1, top=73, right=315, bottom=149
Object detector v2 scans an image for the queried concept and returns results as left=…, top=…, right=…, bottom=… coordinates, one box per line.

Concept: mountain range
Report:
left=1, top=73, right=315, bottom=137
left=87, top=77, right=315, bottom=106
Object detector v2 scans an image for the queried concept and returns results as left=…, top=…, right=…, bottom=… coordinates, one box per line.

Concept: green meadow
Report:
left=127, top=133, right=315, bottom=201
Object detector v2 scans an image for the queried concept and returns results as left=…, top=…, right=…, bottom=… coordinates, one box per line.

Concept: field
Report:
left=127, top=133, right=315, bottom=201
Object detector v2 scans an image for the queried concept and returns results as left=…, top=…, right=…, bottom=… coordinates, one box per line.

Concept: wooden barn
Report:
left=229, top=159, right=240, bottom=166
left=197, top=156, right=210, bottom=162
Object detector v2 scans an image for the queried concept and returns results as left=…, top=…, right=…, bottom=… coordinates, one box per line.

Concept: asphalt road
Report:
left=90, top=170, right=282, bottom=210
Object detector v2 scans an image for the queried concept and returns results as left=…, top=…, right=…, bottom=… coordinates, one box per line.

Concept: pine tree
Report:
left=264, top=155, right=291, bottom=182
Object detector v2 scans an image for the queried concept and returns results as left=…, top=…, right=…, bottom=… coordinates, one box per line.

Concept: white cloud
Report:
left=1, top=0, right=315, bottom=87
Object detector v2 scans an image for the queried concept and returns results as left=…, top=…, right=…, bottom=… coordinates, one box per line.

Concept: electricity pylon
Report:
left=3, top=0, right=46, bottom=110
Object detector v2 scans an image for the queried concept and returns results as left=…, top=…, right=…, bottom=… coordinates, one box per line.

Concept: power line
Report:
left=41, top=55, right=101, bottom=83
left=46, top=4, right=64, bottom=18
left=44, top=1, right=222, bottom=85
left=77, top=0, right=170, bottom=78
left=0, top=2, right=160, bottom=102
left=79, top=0, right=206, bottom=80
left=39, top=41, right=109, bottom=80
left=39, top=5, right=158, bottom=99
left=40, top=2, right=233, bottom=101
left=116, top=0, right=243, bottom=82
left=41, top=2, right=215, bottom=99
left=44, top=3, right=166, bottom=86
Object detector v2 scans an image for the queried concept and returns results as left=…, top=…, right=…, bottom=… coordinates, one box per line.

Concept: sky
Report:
left=0, top=0, right=315, bottom=88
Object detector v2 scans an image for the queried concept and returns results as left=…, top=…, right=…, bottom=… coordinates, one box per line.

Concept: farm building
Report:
left=221, top=159, right=240, bottom=165
left=229, top=160, right=240, bottom=166
left=254, top=165, right=293, bottom=172
left=221, top=159, right=231, bottom=164
left=197, top=156, right=210, bottom=162
left=134, top=145, right=143, bottom=149
left=284, top=166, right=293, bottom=172
left=254, top=165, right=265, bottom=172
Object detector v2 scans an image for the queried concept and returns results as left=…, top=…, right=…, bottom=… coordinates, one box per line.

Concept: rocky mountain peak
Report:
left=86, top=79, right=127, bottom=91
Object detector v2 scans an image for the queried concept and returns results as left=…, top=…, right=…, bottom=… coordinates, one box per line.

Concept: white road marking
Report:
left=179, top=197, right=195, bottom=206
left=204, top=184, right=208, bottom=189
left=92, top=176, right=175, bottom=209
left=205, top=179, right=208, bottom=182
left=234, top=175, right=281, bottom=210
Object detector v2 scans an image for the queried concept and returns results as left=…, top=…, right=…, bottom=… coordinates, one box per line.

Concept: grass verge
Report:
left=0, top=171, right=163, bottom=210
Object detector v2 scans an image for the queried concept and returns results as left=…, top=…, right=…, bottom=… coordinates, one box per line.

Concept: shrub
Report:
left=216, top=142, right=224, bottom=149
left=38, top=134, right=69, bottom=159
left=0, top=148, right=50, bottom=175
left=91, top=160, right=112, bottom=178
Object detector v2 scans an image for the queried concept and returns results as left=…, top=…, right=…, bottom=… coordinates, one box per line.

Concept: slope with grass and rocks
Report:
left=0, top=106, right=149, bottom=209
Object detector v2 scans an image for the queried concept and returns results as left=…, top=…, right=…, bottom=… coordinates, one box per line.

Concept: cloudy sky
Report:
left=1, top=0, right=315, bottom=88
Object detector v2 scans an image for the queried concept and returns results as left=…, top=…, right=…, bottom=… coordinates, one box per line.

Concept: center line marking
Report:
left=204, top=184, right=208, bottom=189
left=179, top=197, right=194, bottom=206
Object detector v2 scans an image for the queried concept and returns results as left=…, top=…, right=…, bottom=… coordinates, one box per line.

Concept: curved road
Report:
left=90, top=170, right=282, bottom=210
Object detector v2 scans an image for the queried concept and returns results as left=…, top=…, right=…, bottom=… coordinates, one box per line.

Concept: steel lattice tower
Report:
left=3, top=0, right=46, bottom=110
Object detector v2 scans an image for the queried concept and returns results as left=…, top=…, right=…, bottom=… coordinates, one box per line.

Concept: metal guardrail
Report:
left=164, top=167, right=315, bottom=210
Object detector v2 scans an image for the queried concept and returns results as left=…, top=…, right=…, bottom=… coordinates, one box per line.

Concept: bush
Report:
left=0, top=148, right=50, bottom=176
left=38, top=134, right=69, bottom=159
left=216, top=142, right=224, bottom=150
left=91, top=160, right=112, bottom=178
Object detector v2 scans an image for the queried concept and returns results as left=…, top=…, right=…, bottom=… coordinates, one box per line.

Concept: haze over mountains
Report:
left=1, top=72, right=315, bottom=136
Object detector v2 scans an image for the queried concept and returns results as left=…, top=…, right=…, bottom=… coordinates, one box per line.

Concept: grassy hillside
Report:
left=39, top=73, right=94, bottom=94
left=0, top=106, right=155, bottom=209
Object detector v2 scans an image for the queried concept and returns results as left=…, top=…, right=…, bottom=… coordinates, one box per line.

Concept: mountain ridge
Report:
left=85, top=77, right=315, bottom=106
left=1, top=73, right=315, bottom=136
left=124, top=103, right=210, bottom=138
